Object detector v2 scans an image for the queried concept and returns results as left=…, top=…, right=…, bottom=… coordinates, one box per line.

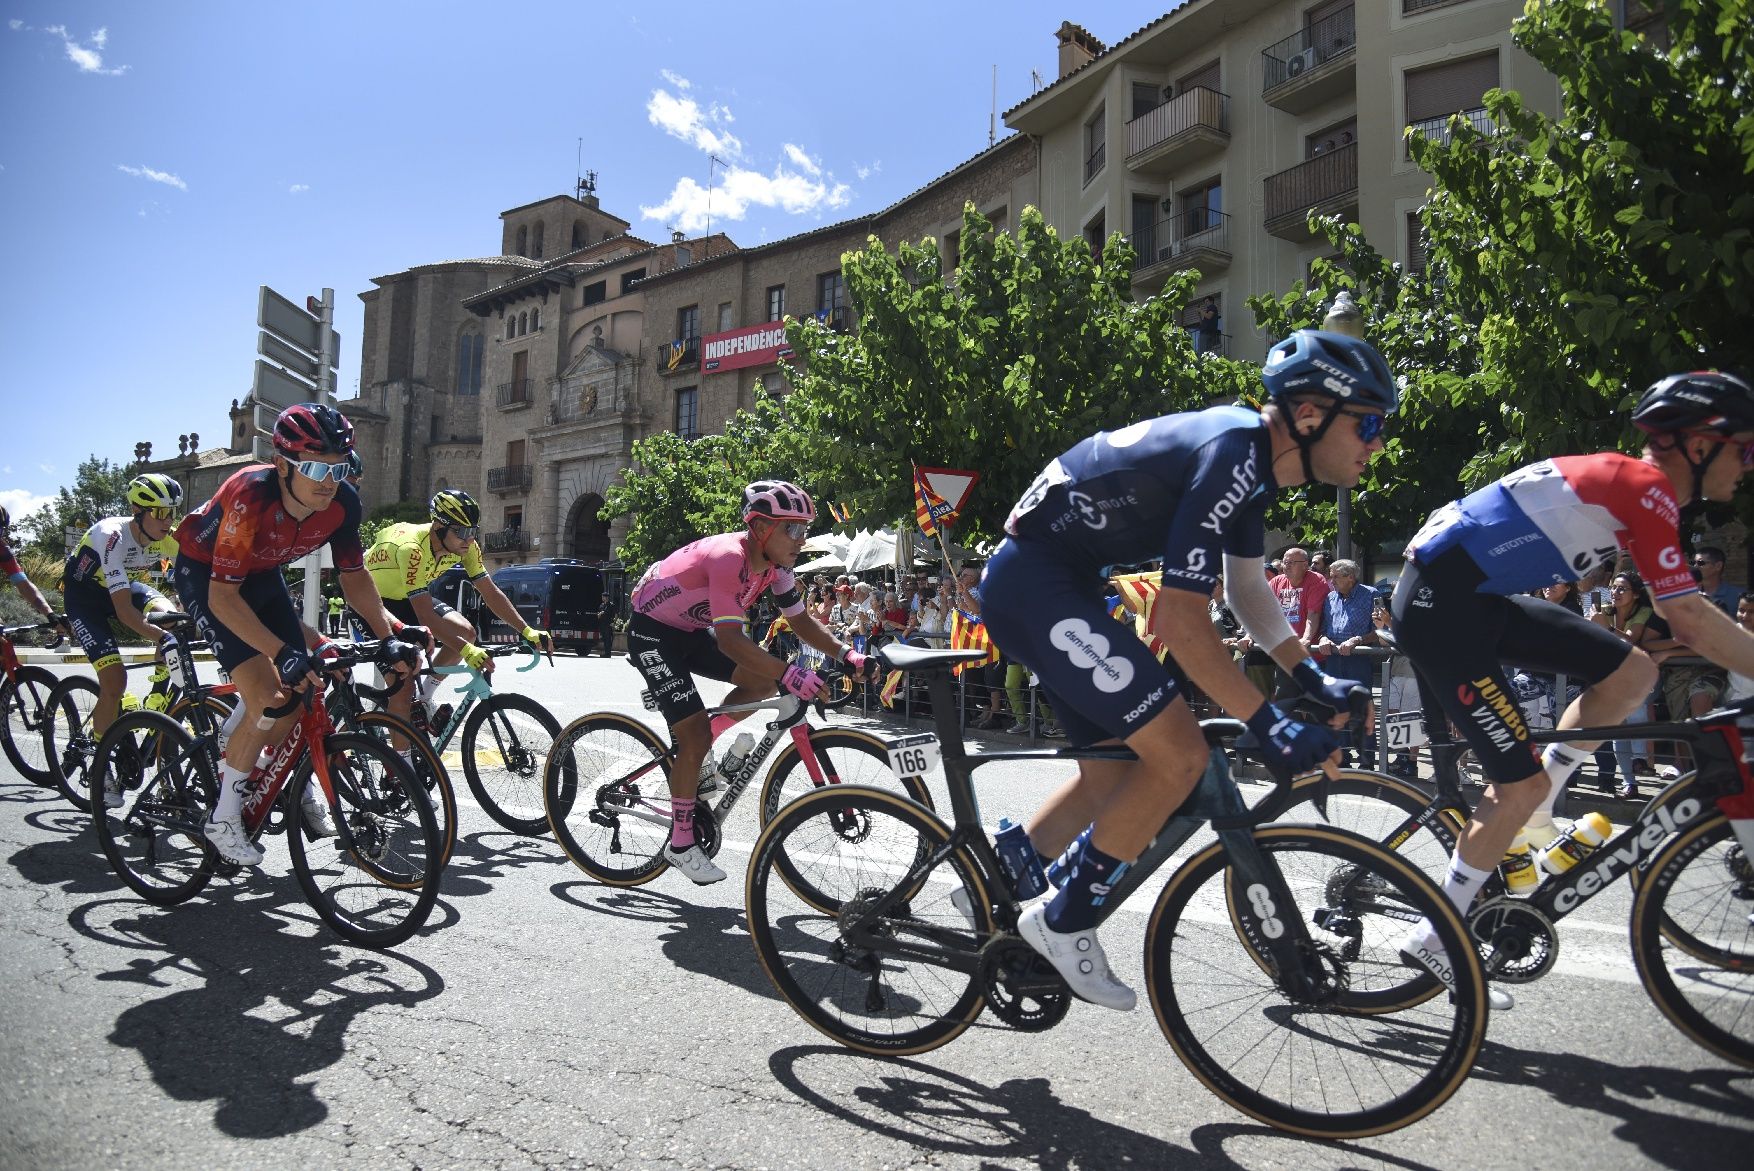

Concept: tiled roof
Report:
left=1001, top=5, right=1193, bottom=122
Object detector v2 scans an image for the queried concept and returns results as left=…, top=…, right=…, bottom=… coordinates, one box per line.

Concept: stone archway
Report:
left=567, top=493, right=611, bottom=563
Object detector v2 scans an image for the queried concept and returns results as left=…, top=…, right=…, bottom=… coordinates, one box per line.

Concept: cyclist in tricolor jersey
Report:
left=1392, top=371, right=1754, bottom=1001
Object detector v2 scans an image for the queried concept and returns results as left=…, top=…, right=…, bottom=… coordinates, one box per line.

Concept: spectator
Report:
left=597, top=595, right=618, bottom=657
left=907, top=577, right=952, bottom=646
left=1726, top=592, right=1754, bottom=703
left=1268, top=547, right=1329, bottom=696
left=876, top=590, right=909, bottom=644
left=1312, top=559, right=1378, bottom=763
left=1195, top=297, right=1222, bottom=355
left=1593, top=571, right=1666, bottom=799
left=1310, top=549, right=1332, bottom=578
left=1691, top=546, right=1740, bottom=614
left=326, top=592, right=345, bottom=637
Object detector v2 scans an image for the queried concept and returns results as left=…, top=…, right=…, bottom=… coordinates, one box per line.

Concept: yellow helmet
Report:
left=430, top=489, right=481, bottom=528
left=126, top=473, right=184, bottom=512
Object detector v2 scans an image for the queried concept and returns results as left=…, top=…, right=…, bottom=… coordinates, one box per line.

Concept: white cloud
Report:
left=855, top=160, right=881, bottom=181
left=38, top=463, right=55, bottom=476
left=641, top=165, right=852, bottom=234
left=289, top=183, right=309, bottom=194
left=8, top=20, right=22, bottom=31
left=117, top=164, right=187, bottom=191
left=646, top=82, right=742, bottom=158
left=0, top=487, right=54, bottom=524
left=91, top=27, right=107, bottom=48
left=659, top=68, right=690, bottom=90
left=10, top=22, right=127, bottom=73
left=782, top=144, right=821, bottom=177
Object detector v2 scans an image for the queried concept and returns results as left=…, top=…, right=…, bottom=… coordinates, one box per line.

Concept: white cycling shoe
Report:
left=1017, top=902, right=1137, bottom=1012
left=1399, top=920, right=1514, bottom=1011
left=204, top=815, right=265, bottom=867
left=102, top=774, right=125, bottom=810
left=300, top=790, right=338, bottom=838
left=662, top=842, right=726, bottom=885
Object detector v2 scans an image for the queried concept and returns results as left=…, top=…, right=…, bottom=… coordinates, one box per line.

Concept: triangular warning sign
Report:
left=917, top=466, right=979, bottom=514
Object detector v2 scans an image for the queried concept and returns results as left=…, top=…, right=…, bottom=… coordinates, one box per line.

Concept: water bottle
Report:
left=1499, top=829, right=1538, bottom=895
left=993, top=818, right=1048, bottom=900
left=143, top=690, right=171, bottom=713
left=1537, top=811, right=1613, bottom=876
left=119, top=694, right=141, bottom=712
left=719, top=731, right=757, bottom=779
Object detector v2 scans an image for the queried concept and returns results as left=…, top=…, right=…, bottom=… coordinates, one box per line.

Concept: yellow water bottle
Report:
left=1500, top=829, right=1539, bottom=895
left=1538, top=811, right=1613, bottom=876
left=119, top=694, right=141, bottom=712
left=144, top=689, right=171, bottom=712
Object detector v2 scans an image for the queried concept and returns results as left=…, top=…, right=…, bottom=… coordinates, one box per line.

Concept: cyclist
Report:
left=981, top=329, right=1395, bottom=1011
left=61, top=474, right=184, bottom=800
left=625, top=479, right=872, bottom=884
left=360, top=489, right=552, bottom=746
left=1392, top=369, right=1754, bottom=998
left=0, top=503, right=64, bottom=627
left=172, top=403, right=425, bottom=867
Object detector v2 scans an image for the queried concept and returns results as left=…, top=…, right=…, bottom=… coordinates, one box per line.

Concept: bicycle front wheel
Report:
left=460, top=692, right=561, bottom=836
left=1268, top=769, right=1463, bottom=887
left=89, top=710, right=216, bottom=906
left=545, top=712, right=673, bottom=886
left=2, top=665, right=61, bottom=787
left=1630, top=812, right=1754, bottom=1068
left=287, top=733, right=443, bottom=948
left=758, top=727, right=933, bottom=825
left=1146, top=824, right=1487, bottom=1139
left=345, top=709, right=457, bottom=868
left=42, top=674, right=101, bottom=811
left=747, top=784, right=993, bottom=1055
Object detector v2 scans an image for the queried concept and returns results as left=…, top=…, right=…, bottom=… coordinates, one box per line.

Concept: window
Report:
left=718, top=302, right=733, bottom=332
left=1130, top=81, right=1160, bottom=121
left=506, top=438, right=525, bottom=467
left=505, top=316, right=515, bottom=340
left=581, top=280, right=606, bottom=307
left=674, top=386, right=699, bottom=440
left=515, top=225, right=528, bottom=257
left=1177, top=59, right=1220, bottom=95
left=517, top=311, right=528, bottom=337
left=1083, top=104, right=1106, bottom=184
left=455, top=330, right=484, bottom=395
left=766, top=284, right=786, bottom=320
left=531, top=306, right=541, bottom=331
left=817, top=271, right=846, bottom=315
left=1181, top=179, right=1222, bottom=235
left=1131, top=195, right=1158, bottom=264
left=1405, top=52, right=1499, bottom=140
left=532, top=222, right=545, bottom=260
left=571, top=222, right=585, bottom=251
left=1307, top=118, right=1357, bottom=159
left=677, top=304, right=700, bottom=341
left=430, top=415, right=443, bottom=443
left=504, top=506, right=522, bottom=531
left=620, top=267, right=645, bottom=295
left=1407, top=210, right=1430, bottom=275
left=1083, top=209, right=1106, bottom=256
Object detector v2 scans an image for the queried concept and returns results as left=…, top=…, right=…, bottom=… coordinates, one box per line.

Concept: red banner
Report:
left=701, top=321, right=793, bottom=372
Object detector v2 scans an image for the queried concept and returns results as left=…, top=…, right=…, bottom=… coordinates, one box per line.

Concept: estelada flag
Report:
left=913, top=466, right=959, bottom=537
left=948, top=607, right=998, bottom=675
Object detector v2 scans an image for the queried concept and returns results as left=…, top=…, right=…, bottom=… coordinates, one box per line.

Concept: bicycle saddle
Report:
left=878, top=644, right=992, bottom=672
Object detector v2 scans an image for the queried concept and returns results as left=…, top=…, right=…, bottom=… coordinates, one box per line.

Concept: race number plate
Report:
left=1382, top=710, right=1428, bottom=750
left=886, top=733, right=940, bottom=779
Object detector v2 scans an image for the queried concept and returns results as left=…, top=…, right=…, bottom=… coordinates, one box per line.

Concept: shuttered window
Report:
left=1407, top=211, right=1429, bottom=275
left=1307, top=0, right=1351, bottom=25
left=1405, top=53, right=1499, bottom=123
left=1177, top=59, right=1220, bottom=95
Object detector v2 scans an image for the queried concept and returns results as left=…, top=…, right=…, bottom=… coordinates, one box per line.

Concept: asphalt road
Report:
left=1, top=653, right=1749, bottom=1169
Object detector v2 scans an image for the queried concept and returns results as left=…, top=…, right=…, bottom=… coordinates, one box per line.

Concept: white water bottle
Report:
left=720, top=732, right=757, bottom=779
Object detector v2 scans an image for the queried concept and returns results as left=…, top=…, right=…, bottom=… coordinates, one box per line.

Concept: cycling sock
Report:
left=709, top=713, right=740, bottom=740
left=1044, top=824, right=1093, bottom=890
left=417, top=674, right=440, bottom=706
left=1439, top=853, right=1493, bottom=917
left=1537, top=744, right=1590, bottom=812
left=219, top=701, right=247, bottom=743
left=212, top=762, right=251, bottom=822
left=1044, top=840, right=1130, bottom=934
left=669, top=796, right=696, bottom=849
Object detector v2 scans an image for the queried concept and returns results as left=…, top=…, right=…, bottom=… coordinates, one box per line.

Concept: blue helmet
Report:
left=1262, top=329, right=1398, bottom=413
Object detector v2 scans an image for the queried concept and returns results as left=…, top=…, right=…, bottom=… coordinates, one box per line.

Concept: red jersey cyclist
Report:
left=625, top=480, right=872, bottom=884
left=172, top=404, right=427, bottom=867
left=1392, top=371, right=1754, bottom=1002
left=0, top=503, right=64, bottom=629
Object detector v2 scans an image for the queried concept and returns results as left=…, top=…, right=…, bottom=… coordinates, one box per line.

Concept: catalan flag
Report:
left=879, top=669, right=906, bottom=709
left=825, top=500, right=850, bottom=525
left=913, top=466, right=958, bottom=537
left=763, top=614, right=793, bottom=645
left=948, top=607, right=998, bottom=675
left=1112, top=571, right=1169, bottom=661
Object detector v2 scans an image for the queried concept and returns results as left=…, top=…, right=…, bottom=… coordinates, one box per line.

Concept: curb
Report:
left=14, top=648, right=219, bottom=666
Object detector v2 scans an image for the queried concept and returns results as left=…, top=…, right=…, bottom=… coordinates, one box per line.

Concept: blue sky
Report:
left=0, top=1, right=1170, bottom=524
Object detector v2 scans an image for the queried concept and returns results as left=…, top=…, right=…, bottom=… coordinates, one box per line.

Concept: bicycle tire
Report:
left=545, top=711, right=674, bottom=887
left=758, top=727, right=934, bottom=825
left=89, top=710, right=217, bottom=906
left=1270, top=768, right=1464, bottom=885
left=42, top=674, right=101, bottom=811
left=286, top=732, right=443, bottom=948
left=460, top=692, right=560, bottom=836
left=2, top=665, right=63, bottom=787
left=1145, top=823, right=1487, bottom=1139
left=1628, top=812, right=1754, bottom=1068
left=341, top=709, right=458, bottom=869
left=746, top=784, right=994, bottom=1055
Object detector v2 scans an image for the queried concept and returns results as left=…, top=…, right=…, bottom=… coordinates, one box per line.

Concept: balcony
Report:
left=483, top=528, right=529, bottom=555
left=1132, top=211, right=1232, bottom=291
left=486, top=464, right=533, bottom=494
left=1125, top=88, right=1229, bottom=176
left=1084, top=141, right=1106, bottom=186
left=1405, top=106, right=1493, bottom=160
left=657, top=337, right=698, bottom=374
left=1261, top=6, right=1356, bottom=113
left=1264, top=142, right=1358, bottom=239
left=495, top=379, right=533, bottom=410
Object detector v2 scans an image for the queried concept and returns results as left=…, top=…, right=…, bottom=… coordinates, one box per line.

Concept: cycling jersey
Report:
left=365, top=522, right=486, bottom=602
left=173, top=465, right=364, bottom=584
left=0, top=538, right=22, bottom=583
left=1406, top=453, right=1695, bottom=602
left=63, top=516, right=177, bottom=603
left=630, top=531, right=805, bottom=631
left=1004, top=406, right=1273, bottom=593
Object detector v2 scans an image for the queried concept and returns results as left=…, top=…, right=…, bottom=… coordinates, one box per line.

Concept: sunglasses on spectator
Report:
left=1336, top=407, right=1388, bottom=443
left=288, top=458, right=352, bottom=483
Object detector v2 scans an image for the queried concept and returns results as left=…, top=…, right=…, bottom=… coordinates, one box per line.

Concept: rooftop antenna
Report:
left=989, top=65, right=997, bottom=146
left=706, top=152, right=727, bottom=246
left=1031, top=68, right=1044, bottom=93
left=574, top=137, right=597, bottom=202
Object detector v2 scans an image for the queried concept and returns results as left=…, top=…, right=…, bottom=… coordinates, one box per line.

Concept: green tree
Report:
left=359, top=499, right=430, bottom=550
left=15, top=455, right=135, bottom=560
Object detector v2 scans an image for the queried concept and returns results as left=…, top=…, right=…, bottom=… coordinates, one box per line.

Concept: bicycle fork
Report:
left=1217, top=828, right=1351, bottom=1006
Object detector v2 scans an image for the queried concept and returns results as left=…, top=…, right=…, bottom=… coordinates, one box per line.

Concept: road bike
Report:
left=745, top=643, right=1488, bottom=1139
left=0, top=620, right=68, bottom=786
left=543, top=668, right=934, bottom=888
left=88, top=617, right=443, bottom=948
left=416, top=642, right=559, bottom=836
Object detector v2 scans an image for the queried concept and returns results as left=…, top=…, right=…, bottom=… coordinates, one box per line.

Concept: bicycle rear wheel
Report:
left=286, top=733, right=442, bottom=948
left=545, top=712, right=673, bottom=886
left=1268, top=769, right=1463, bottom=886
left=1630, top=813, right=1754, bottom=1068
left=1146, top=824, right=1487, bottom=1139
left=758, top=728, right=934, bottom=825
left=1, top=665, right=61, bottom=786
left=460, top=692, right=560, bottom=836
left=746, top=785, right=994, bottom=1055
left=89, top=710, right=217, bottom=906
left=42, top=674, right=101, bottom=811
left=344, top=709, right=457, bottom=868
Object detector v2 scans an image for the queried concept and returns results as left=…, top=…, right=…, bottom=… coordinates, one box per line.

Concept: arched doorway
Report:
left=569, top=493, right=611, bottom=563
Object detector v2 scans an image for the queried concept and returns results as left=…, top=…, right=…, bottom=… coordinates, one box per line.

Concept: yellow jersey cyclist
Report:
left=360, top=489, right=554, bottom=743
left=61, top=474, right=184, bottom=797
left=0, top=503, right=66, bottom=630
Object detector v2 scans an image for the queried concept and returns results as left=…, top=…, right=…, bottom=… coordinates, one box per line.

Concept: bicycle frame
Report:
left=423, top=643, right=542, bottom=752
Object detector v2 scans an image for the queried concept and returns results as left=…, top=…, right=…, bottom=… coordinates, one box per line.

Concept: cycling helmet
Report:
left=346, top=450, right=363, bottom=480
left=272, top=403, right=354, bottom=458
left=1631, top=371, right=1754, bottom=437
left=430, top=488, right=481, bottom=528
left=742, top=480, right=816, bottom=525
left=1262, top=329, right=1398, bottom=412
left=125, top=473, right=183, bottom=512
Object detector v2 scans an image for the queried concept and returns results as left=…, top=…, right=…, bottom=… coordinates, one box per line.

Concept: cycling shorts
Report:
left=172, top=555, right=302, bottom=675
left=348, top=595, right=456, bottom=640
left=66, top=581, right=171, bottom=671
left=624, top=613, right=739, bottom=726
left=980, top=537, right=1181, bottom=748
left=1389, top=547, right=1632, bottom=784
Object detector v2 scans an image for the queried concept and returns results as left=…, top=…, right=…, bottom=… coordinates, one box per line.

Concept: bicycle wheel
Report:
left=460, top=692, right=560, bottom=836
left=89, top=710, right=217, bottom=906
left=746, top=784, right=994, bottom=1055
left=42, top=674, right=101, bottom=811
left=2, top=665, right=63, bottom=786
left=344, top=709, right=457, bottom=869
left=1629, top=812, right=1754, bottom=1068
left=286, top=732, right=442, bottom=948
left=1145, top=824, right=1487, bottom=1139
left=758, top=727, right=934, bottom=825
left=1269, top=769, right=1463, bottom=886
left=545, top=712, right=674, bottom=886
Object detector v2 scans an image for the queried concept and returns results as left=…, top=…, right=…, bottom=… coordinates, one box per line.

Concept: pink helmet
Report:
left=743, top=479, right=816, bottom=524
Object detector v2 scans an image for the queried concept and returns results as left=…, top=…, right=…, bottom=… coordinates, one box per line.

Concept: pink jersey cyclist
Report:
left=631, top=531, right=807, bottom=632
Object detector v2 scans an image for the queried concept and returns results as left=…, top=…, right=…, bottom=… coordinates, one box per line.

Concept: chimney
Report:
left=1056, top=21, right=1106, bottom=79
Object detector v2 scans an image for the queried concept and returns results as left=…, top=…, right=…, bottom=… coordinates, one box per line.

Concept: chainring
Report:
left=1469, top=896, right=1558, bottom=984
left=977, top=936, right=1071, bottom=1032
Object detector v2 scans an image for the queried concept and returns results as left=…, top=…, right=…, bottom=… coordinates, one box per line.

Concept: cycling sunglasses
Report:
left=141, top=505, right=179, bottom=521
left=775, top=521, right=809, bottom=540
left=1687, top=432, right=1754, bottom=467
left=1336, top=407, right=1388, bottom=443
left=442, top=525, right=481, bottom=542
left=288, top=458, right=353, bottom=483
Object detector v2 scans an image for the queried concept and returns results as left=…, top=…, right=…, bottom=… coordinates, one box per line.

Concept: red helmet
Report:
left=272, top=403, right=354, bottom=458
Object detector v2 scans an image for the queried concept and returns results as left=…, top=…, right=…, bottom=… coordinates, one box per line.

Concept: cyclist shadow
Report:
left=67, top=888, right=444, bottom=1139
left=7, top=808, right=127, bottom=897
left=435, top=828, right=567, bottom=899
left=0, top=777, right=60, bottom=805
left=549, top=880, right=777, bottom=999
left=1470, top=1037, right=1752, bottom=1167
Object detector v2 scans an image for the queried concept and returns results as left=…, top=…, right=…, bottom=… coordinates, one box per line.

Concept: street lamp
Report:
left=1322, top=291, right=1365, bottom=561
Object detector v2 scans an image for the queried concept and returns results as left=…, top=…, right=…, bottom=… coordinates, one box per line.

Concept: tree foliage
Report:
left=15, top=455, right=134, bottom=560
left=358, top=499, right=430, bottom=551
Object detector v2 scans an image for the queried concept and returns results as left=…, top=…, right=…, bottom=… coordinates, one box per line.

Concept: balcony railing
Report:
left=1403, top=0, right=1469, bottom=13
left=1405, top=106, right=1493, bottom=158
left=483, top=528, right=529, bottom=554
left=1132, top=211, right=1231, bottom=272
left=1262, top=6, right=1356, bottom=94
left=1084, top=140, right=1106, bottom=185
left=495, top=379, right=533, bottom=409
left=1188, top=331, right=1232, bottom=358
left=658, top=337, right=698, bottom=373
left=1264, top=142, right=1358, bottom=232
left=1124, top=87, right=1228, bottom=171
left=486, top=464, right=533, bottom=493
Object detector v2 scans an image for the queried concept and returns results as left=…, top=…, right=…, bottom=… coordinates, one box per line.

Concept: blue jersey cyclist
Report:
left=981, top=329, right=1397, bottom=1011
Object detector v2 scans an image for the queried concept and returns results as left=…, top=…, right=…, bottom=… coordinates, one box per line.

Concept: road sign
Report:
left=258, top=330, right=323, bottom=382
left=252, top=359, right=318, bottom=412
left=258, top=285, right=339, bottom=368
